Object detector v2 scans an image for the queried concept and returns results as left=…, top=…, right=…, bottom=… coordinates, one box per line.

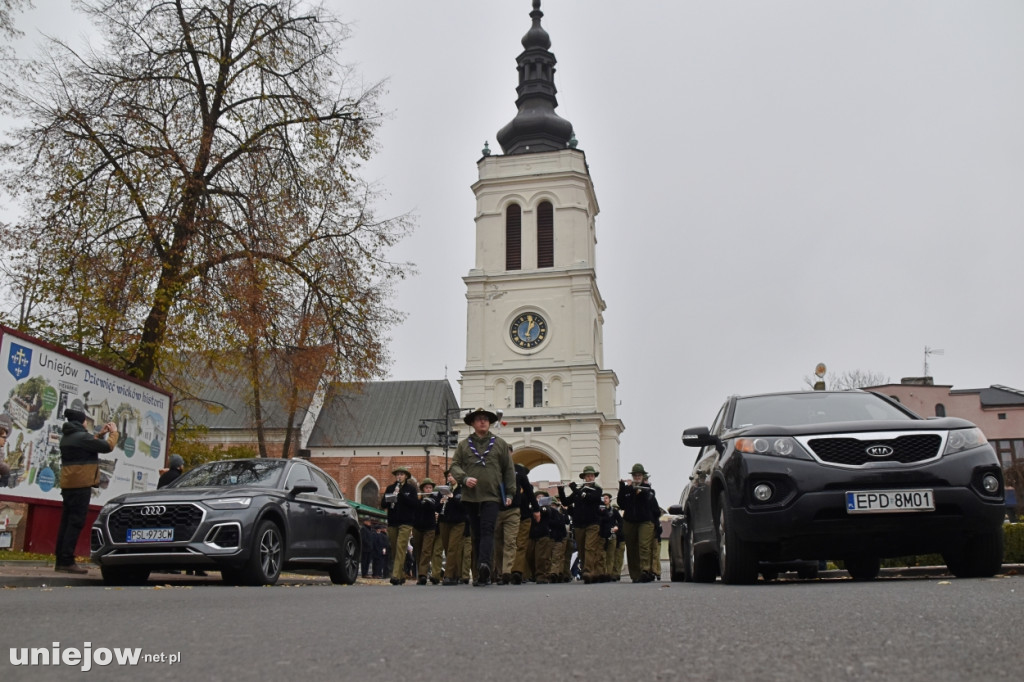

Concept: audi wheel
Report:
left=241, top=520, right=283, bottom=586
left=329, top=533, right=360, bottom=585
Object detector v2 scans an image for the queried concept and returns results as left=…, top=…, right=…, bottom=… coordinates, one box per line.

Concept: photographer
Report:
left=55, top=409, right=117, bottom=574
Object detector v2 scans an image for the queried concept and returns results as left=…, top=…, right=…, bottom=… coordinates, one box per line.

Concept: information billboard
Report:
left=0, top=327, right=173, bottom=505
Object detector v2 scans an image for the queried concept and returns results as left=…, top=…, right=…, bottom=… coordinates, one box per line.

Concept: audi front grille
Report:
left=106, top=503, right=205, bottom=544
left=805, top=433, right=943, bottom=467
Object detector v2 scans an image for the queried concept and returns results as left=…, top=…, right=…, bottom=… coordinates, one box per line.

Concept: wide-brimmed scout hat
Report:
left=419, top=478, right=435, bottom=490
left=392, top=465, right=411, bottom=477
left=463, top=407, right=499, bottom=426
left=630, top=463, right=649, bottom=476
left=578, top=465, right=599, bottom=479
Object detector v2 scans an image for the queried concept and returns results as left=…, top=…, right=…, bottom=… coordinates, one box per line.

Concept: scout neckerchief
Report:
left=469, top=433, right=496, bottom=466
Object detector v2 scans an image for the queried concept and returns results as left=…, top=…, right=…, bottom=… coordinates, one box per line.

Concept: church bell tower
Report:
left=459, top=0, right=623, bottom=485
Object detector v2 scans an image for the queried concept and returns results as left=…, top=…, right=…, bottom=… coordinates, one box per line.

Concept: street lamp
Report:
left=417, top=406, right=463, bottom=473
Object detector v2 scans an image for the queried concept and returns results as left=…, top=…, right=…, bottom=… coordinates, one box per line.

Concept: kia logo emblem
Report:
left=865, top=445, right=894, bottom=458
left=140, top=505, right=167, bottom=516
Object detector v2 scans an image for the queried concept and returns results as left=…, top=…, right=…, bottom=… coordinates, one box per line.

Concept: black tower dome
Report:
left=495, top=0, right=574, bottom=155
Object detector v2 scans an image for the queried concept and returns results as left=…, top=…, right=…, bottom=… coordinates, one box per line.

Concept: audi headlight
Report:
left=97, top=499, right=122, bottom=517
left=204, top=497, right=253, bottom=510
left=735, top=437, right=812, bottom=460
left=943, top=427, right=988, bottom=455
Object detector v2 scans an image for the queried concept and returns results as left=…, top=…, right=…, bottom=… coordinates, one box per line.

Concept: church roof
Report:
left=495, top=0, right=575, bottom=155
left=307, top=380, right=459, bottom=448
left=172, top=351, right=325, bottom=431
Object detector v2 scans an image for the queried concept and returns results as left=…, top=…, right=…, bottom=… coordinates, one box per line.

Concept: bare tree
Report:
left=0, top=0, right=30, bottom=63
left=0, top=0, right=411, bottom=387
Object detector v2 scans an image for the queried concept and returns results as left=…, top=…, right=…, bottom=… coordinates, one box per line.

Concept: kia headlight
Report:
left=735, top=437, right=812, bottom=460
left=943, top=428, right=988, bottom=455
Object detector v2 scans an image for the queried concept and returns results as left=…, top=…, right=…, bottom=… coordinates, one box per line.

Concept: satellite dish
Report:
left=814, top=363, right=827, bottom=378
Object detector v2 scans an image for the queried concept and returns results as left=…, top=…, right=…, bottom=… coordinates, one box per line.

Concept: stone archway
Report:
left=510, top=444, right=566, bottom=487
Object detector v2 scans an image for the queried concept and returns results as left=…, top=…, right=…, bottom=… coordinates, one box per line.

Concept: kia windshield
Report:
left=732, top=392, right=915, bottom=429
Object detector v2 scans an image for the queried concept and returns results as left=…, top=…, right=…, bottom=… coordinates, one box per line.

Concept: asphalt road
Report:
left=2, top=573, right=1022, bottom=682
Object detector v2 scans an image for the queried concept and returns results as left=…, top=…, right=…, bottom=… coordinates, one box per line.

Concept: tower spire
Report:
left=495, top=0, right=574, bottom=155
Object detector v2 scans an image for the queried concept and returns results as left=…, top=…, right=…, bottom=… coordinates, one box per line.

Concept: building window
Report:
left=506, top=204, right=522, bottom=270
left=537, top=201, right=553, bottom=268
left=935, top=404, right=946, bottom=417
left=533, top=380, right=543, bottom=407
left=360, top=479, right=379, bottom=508
left=514, top=381, right=524, bottom=408
left=995, top=440, right=1016, bottom=468
left=999, top=413, right=1007, bottom=420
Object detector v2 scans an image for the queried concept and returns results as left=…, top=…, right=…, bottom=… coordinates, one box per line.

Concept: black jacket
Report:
left=382, top=480, right=418, bottom=527
left=598, top=501, right=617, bottom=539
left=157, top=468, right=182, bottom=488
left=360, top=524, right=376, bottom=555
left=529, top=506, right=553, bottom=540
left=413, top=492, right=440, bottom=532
left=617, top=481, right=658, bottom=523
left=59, top=421, right=114, bottom=465
left=549, top=509, right=568, bottom=542
left=439, top=485, right=467, bottom=524
left=511, top=464, right=540, bottom=519
left=558, top=482, right=603, bottom=527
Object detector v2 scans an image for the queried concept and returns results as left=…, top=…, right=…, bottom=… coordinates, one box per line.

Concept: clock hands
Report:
left=511, top=312, right=546, bottom=347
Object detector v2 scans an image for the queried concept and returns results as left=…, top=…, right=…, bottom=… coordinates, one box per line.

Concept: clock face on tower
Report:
left=509, top=312, right=548, bottom=349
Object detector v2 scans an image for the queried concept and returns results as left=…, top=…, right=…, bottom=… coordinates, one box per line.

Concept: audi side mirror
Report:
left=290, top=483, right=318, bottom=496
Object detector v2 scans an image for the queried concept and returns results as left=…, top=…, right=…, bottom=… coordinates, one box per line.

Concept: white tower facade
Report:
left=459, top=1, right=622, bottom=485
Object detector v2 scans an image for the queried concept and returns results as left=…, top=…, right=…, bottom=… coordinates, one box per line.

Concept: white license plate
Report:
left=127, top=528, right=174, bottom=542
left=846, top=489, right=934, bottom=513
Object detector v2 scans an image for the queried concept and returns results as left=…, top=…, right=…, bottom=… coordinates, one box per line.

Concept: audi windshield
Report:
left=731, top=392, right=915, bottom=429
left=170, top=459, right=286, bottom=488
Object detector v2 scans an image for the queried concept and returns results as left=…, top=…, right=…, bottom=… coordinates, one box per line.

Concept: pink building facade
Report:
left=867, top=379, right=1024, bottom=470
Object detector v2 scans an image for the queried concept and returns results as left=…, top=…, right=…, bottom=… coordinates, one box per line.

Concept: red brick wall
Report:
left=315, top=456, right=451, bottom=501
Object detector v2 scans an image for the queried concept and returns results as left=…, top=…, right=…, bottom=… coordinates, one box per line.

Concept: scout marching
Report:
left=379, top=407, right=662, bottom=586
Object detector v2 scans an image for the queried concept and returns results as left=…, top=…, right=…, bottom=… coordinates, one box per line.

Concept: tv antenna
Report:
left=923, top=346, right=944, bottom=377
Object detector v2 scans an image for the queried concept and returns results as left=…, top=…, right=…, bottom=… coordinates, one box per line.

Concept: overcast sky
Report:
left=7, top=1, right=1024, bottom=504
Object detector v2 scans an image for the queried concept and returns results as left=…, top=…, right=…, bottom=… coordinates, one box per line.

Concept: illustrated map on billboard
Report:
left=0, top=330, right=172, bottom=505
